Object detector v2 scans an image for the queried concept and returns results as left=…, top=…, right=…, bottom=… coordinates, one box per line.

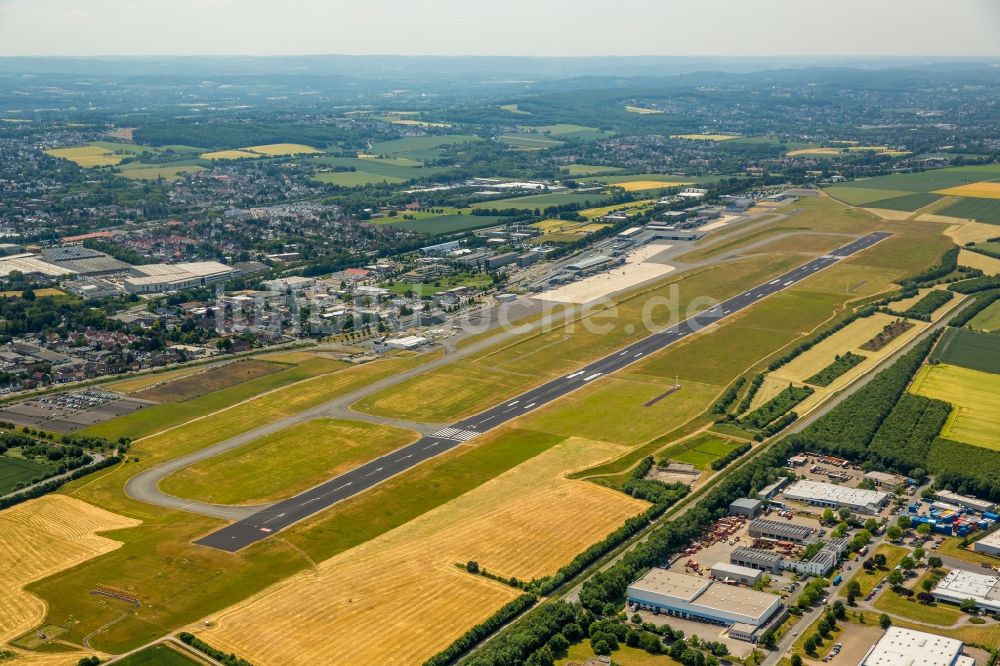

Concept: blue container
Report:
left=933, top=523, right=952, bottom=535
left=832, top=575, right=842, bottom=586
left=909, top=505, right=918, bottom=513
left=939, top=514, right=955, bottom=524
left=984, top=512, right=999, bottom=521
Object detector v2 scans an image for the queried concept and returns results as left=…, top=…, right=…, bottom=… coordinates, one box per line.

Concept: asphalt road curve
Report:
left=195, top=231, right=891, bottom=552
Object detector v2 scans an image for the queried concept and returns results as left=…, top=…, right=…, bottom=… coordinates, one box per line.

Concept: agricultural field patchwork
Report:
left=934, top=181, right=1000, bottom=199
left=671, top=133, right=739, bottom=141
left=243, top=143, right=321, bottom=156
left=937, top=196, right=1000, bottom=225
left=969, top=299, right=1000, bottom=332
left=44, top=144, right=125, bottom=167
left=200, top=149, right=262, bottom=160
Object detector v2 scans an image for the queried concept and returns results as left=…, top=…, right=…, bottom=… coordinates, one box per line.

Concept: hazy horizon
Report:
left=1, top=0, right=998, bottom=58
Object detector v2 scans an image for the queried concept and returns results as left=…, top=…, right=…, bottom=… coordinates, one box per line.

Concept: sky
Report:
left=1, top=0, right=998, bottom=58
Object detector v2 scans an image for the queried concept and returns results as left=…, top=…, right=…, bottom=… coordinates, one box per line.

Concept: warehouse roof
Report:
left=784, top=480, right=889, bottom=508
left=630, top=569, right=778, bottom=621
left=749, top=518, right=813, bottom=539
left=861, top=627, right=970, bottom=666
left=975, top=530, right=1000, bottom=550
left=711, top=562, right=762, bottom=579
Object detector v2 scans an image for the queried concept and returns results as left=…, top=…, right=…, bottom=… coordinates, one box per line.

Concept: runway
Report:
left=195, top=231, right=891, bottom=552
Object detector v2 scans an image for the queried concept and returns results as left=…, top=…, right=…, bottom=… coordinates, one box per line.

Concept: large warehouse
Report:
left=973, top=530, right=1000, bottom=558
left=860, top=627, right=975, bottom=666
left=931, top=569, right=1000, bottom=614
left=123, top=261, right=236, bottom=294
left=627, top=569, right=783, bottom=643
left=783, top=480, right=889, bottom=515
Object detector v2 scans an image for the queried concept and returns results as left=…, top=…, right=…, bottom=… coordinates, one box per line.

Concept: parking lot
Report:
left=0, top=389, right=153, bottom=432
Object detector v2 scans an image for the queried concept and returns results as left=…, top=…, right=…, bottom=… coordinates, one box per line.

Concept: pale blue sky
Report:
left=1, top=0, right=998, bottom=57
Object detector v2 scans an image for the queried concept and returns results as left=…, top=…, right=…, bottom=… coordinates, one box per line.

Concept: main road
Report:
left=195, top=232, right=891, bottom=552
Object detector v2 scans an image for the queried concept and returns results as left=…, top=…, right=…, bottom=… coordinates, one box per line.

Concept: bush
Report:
left=805, top=352, right=866, bottom=387
left=178, top=632, right=254, bottom=666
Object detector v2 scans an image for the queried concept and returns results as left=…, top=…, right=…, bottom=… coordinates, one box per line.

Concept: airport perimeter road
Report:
left=195, top=232, right=891, bottom=552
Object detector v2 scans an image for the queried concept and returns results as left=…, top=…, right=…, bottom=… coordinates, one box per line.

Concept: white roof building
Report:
left=861, top=627, right=975, bottom=666
left=932, top=569, right=1000, bottom=614
left=124, top=261, right=235, bottom=294
left=935, top=490, right=995, bottom=514
left=973, top=530, right=1000, bottom=558
left=783, top=480, right=889, bottom=514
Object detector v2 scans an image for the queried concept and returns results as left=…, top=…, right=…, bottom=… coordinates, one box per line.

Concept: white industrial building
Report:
left=123, top=261, right=236, bottom=294
left=710, top=562, right=763, bottom=586
left=0, top=253, right=77, bottom=278
left=783, top=480, right=889, bottom=515
left=861, top=627, right=976, bottom=666
left=627, top=569, right=783, bottom=643
left=935, top=490, right=996, bottom=514
left=931, top=569, right=1000, bottom=614
left=973, top=530, right=1000, bottom=558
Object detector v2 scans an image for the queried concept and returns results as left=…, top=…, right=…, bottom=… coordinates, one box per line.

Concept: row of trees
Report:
left=766, top=306, right=878, bottom=373
left=739, top=385, right=813, bottom=430
left=804, top=352, right=866, bottom=387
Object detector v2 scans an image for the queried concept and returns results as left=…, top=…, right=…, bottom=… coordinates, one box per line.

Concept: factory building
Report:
left=730, top=547, right=784, bottom=574
left=861, top=627, right=976, bottom=666
left=783, top=480, right=889, bottom=515
left=756, top=477, right=790, bottom=500
left=729, top=498, right=764, bottom=517
left=123, top=261, right=236, bottom=294
left=627, top=569, right=783, bottom=643
left=973, top=530, right=1000, bottom=558
left=711, top=562, right=763, bottom=586
left=931, top=569, right=1000, bottom=614
left=748, top=518, right=814, bottom=544
left=935, top=491, right=996, bottom=514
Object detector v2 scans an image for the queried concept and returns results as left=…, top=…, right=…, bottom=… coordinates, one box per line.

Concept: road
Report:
left=194, top=232, right=892, bottom=552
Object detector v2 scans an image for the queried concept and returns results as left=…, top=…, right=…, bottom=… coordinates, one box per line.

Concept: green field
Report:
left=874, top=578, right=963, bottom=626
left=838, top=544, right=907, bottom=598
left=115, top=644, right=201, bottom=665
left=969, top=299, right=1000, bottom=332
left=561, top=164, right=623, bottom=176
left=116, top=164, right=205, bottom=181
left=368, top=134, right=481, bottom=157
left=382, top=273, right=492, bottom=297
left=911, top=363, right=1000, bottom=450
left=659, top=433, right=743, bottom=469
left=938, top=196, right=1000, bottom=225
left=864, top=192, right=943, bottom=212
left=160, top=419, right=418, bottom=505
left=0, top=455, right=52, bottom=494
left=829, top=165, right=1000, bottom=194
left=933, top=327, right=1000, bottom=374
left=824, top=186, right=912, bottom=206
left=498, top=134, right=564, bottom=150
left=314, top=170, right=405, bottom=186
left=313, top=155, right=446, bottom=179
left=470, top=192, right=609, bottom=210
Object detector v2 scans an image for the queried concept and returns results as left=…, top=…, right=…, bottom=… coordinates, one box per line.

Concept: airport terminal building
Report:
left=627, top=569, right=784, bottom=643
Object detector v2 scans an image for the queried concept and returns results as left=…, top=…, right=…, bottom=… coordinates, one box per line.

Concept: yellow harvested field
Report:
left=748, top=374, right=789, bottom=411
left=580, top=199, right=656, bottom=219
left=0, top=288, right=66, bottom=298
left=0, top=495, right=140, bottom=644
left=787, top=145, right=905, bottom=158
left=938, top=219, right=1000, bottom=244
left=959, top=249, right=1000, bottom=275
left=200, top=437, right=646, bottom=666
left=256, top=350, right=325, bottom=363
left=787, top=147, right=841, bottom=156
left=770, top=313, right=930, bottom=390
left=532, top=218, right=579, bottom=233
left=617, top=180, right=692, bottom=192
left=244, top=143, right=321, bottom=156
left=671, top=134, right=739, bottom=141
left=44, top=145, right=123, bottom=167
left=200, top=150, right=262, bottom=160
left=911, top=364, right=1000, bottom=450
left=864, top=207, right=912, bottom=221
left=934, top=182, right=1000, bottom=199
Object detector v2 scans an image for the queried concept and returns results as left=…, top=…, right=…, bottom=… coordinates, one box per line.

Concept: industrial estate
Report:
left=0, top=30, right=999, bottom=666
